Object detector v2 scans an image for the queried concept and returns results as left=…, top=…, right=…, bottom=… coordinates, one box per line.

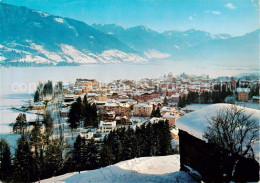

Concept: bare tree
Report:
left=203, top=104, right=259, bottom=158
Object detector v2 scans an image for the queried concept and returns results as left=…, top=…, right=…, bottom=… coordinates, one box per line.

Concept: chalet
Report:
left=237, top=88, right=250, bottom=102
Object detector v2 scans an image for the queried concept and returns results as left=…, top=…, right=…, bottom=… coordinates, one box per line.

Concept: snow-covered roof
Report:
left=252, top=96, right=260, bottom=100
left=163, top=112, right=178, bottom=119
left=237, top=88, right=250, bottom=93
left=134, top=103, right=152, bottom=107
left=161, top=106, right=175, bottom=113
left=150, top=117, right=165, bottom=124
left=176, top=103, right=260, bottom=140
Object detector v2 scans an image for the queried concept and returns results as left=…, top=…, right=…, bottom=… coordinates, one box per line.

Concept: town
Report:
left=18, top=72, right=260, bottom=143
left=1, top=72, right=259, bottom=182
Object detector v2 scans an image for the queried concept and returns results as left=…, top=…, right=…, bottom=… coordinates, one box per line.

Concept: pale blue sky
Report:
left=2, top=0, right=259, bottom=36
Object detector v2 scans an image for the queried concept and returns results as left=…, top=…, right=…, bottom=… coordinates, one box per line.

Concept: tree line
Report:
left=1, top=113, right=173, bottom=182
left=71, top=120, right=173, bottom=172
left=34, top=81, right=63, bottom=103
left=178, top=84, right=233, bottom=108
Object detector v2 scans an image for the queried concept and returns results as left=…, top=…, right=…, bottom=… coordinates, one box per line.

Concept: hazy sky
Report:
left=2, top=0, right=259, bottom=36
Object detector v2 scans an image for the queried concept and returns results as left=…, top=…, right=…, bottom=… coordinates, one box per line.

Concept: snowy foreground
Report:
left=41, top=155, right=194, bottom=183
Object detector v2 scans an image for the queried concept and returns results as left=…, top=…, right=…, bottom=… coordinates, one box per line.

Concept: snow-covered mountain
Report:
left=92, top=24, right=232, bottom=58
left=0, top=3, right=147, bottom=66
left=93, top=24, right=259, bottom=64
left=0, top=3, right=258, bottom=66
left=41, top=155, right=195, bottom=183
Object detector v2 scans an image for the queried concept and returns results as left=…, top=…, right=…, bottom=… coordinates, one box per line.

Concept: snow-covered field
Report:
left=41, top=155, right=194, bottom=183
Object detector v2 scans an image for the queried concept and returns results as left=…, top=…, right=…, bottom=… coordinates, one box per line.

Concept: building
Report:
left=133, top=92, right=159, bottom=102
left=101, top=110, right=116, bottom=120
left=237, top=88, right=250, bottom=102
left=99, top=121, right=116, bottom=133
left=104, top=102, right=131, bottom=116
left=95, top=94, right=107, bottom=102
left=160, top=106, right=177, bottom=116
left=162, top=112, right=180, bottom=126
left=133, top=103, right=153, bottom=117
left=60, top=107, right=70, bottom=117
left=252, top=96, right=260, bottom=103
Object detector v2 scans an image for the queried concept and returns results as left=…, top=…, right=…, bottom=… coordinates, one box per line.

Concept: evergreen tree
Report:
left=163, top=96, right=168, bottom=106
left=34, top=90, right=40, bottom=103
left=144, top=122, right=156, bottom=156
left=99, top=143, right=114, bottom=167
left=159, top=120, right=173, bottom=155
left=44, top=140, right=64, bottom=178
left=155, top=107, right=162, bottom=117
left=85, top=139, right=100, bottom=170
left=73, top=135, right=85, bottom=172
left=150, top=105, right=156, bottom=118
left=0, top=139, right=12, bottom=181
left=14, top=136, right=36, bottom=182
left=43, top=111, right=53, bottom=143
left=13, top=113, right=27, bottom=135
left=67, top=98, right=83, bottom=134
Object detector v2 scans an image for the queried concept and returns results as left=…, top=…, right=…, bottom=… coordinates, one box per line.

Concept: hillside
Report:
left=0, top=3, right=258, bottom=66
left=0, top=3, right=146, bottom=66
left=41, top=155, right=194, bottom=183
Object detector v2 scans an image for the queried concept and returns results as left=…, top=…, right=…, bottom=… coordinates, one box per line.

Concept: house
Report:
left=79, top=129, right=95, bottom=140
left=115, top=116, right=129, bottom=125
left=163, top=112, right=180, bottom=126
left=252, top=96, right=260, bottom=103
left=60, top=107, right=70, bottom=117
left=99, top=121, right=117, bottom=134
left=104, top=102, right=131, bottom=116
left=95, top=94, right=107, bottom=102
left=133, top=103, right=153, bottom=117
left=64, top=95, right=75, bottom=102
left=237, top=88, right=250, bottom=102
left=31, top=102, right=45, bottom=110
left=101, top=110, right=116, bottom=120
left=160, top=106, right=176, bottom=116
left=133, top=92, right=159, bottom=102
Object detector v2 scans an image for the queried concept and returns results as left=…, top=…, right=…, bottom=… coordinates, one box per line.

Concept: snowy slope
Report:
left=41, top=155, right=194, bottom=183
left=0, top=3, right=146, bottom=65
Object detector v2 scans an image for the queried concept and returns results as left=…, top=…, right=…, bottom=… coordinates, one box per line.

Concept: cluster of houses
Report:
left=54, top=74, right=259, bottom=140
left=23, top=74, right=259, bottom=143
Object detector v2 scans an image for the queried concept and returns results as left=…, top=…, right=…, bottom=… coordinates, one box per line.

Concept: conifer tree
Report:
left=13, top=113, right=27, bottom=135
left=34, top=90, right=40, bottom=103
left=14, top=136, right=36, bottom=182
left=163, top=96, right=168, bottom=106
left=0, top=139, right=12, bottom=181
left=85, top=139, right=100, bottom=170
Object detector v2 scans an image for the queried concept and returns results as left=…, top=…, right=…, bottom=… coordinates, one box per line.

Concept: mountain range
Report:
left=0, top=3, right=258, bottom=66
